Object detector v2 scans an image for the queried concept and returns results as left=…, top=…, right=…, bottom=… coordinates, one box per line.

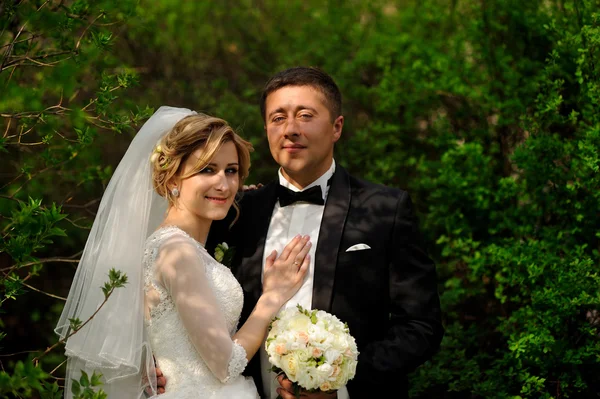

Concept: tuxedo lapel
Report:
left=312, top=166, right=351, bottom=311
left=238, top=182, right=279, bottom=304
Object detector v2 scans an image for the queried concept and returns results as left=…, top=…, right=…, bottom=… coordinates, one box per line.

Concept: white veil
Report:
left=55, top=106, right=196, bottom=398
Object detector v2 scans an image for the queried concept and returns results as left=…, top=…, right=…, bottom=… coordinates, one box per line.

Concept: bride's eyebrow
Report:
left=205, top=162, right=239, bottom=167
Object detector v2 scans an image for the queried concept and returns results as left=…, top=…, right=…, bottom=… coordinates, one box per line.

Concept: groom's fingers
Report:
left=277, top=387, right=335, bottom=399
left=156, top=369, right=166, bottom=394
left=152, top=364, right=166, bottom=394
left=277, top=374, right=296, bottom=399
left=276, top=374, right=336, bottom=399
left=157, top=376, right=166, bottom=389
left=276, top=388, right=295, bottom=399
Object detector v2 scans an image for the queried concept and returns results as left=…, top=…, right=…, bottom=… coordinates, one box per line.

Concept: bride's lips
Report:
left=206, top=196, right=228, bottom=204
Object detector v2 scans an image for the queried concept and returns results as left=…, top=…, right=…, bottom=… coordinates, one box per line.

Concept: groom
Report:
left=207, top=66, right=444, bottom=399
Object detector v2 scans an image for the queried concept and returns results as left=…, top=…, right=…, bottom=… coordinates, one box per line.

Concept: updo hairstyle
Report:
left=151, top=113, right=253, bottom=208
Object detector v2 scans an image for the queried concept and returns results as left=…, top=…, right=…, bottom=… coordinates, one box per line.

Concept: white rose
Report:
left=314, top=363, right=334, bottom=381
left=287, top=313, right=312, bottom=331
left=324, top=349, right=342, bottom=364
left=280, top=354, right=298, bottom=379
left=297, top=368, right=319, bottom=390
left=320, top=381, right=332, bottom=392
left=311, top=346, right=323, bottom=358
left=331, top=365, right=341, bottom=378
left=297, top=331, right=309, bottom=344
left=275, top=343, right=287, bottom=355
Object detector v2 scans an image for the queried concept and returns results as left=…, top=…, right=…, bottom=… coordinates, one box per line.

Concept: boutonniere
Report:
left=214, top=242, right=235, bottom=267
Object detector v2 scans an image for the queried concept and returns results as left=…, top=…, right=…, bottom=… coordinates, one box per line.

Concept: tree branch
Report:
left=20, top=281, right=67, bottom=301
left=75, top=12, right=106, bottom=50
left=1, top=20, right=29, bottom=71
left=9, top=158, right=73, bottom=198
left=1, top=50, right=74, bottom=71
left=81, top=84, right=125, bottom=111
left=32, top=285, right=120, bottom=365
left=0, top=103, right=70, bottom=119
left=1, top=257, right=80, bottom=272
left=0, top=33, right=41, bottom=50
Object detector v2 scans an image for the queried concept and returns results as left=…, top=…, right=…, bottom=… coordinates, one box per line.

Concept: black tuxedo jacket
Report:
left=207, top=166, right=443, bottom=398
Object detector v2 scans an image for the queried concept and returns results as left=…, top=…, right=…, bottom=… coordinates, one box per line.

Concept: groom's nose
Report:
left=283, top=117, right=300, bottom=137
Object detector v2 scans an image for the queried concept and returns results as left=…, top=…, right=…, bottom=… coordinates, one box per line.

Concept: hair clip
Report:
left=150, top=144, right=164, bottom=164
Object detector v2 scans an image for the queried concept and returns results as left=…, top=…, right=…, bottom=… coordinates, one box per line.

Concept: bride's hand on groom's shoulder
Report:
left=242, top=183, right=263, bottom=191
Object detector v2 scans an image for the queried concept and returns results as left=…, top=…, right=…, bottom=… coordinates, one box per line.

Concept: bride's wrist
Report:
left=257, top=291, right=285, bottom=312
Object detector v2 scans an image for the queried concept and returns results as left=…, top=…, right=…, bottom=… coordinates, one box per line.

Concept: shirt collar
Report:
left=278, top=159, right=336, bottom=201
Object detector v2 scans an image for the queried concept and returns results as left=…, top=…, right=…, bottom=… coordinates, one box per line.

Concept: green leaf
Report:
left=71, top=380, right=81, bottom=396
left=79, top=370, right=90, bottom=387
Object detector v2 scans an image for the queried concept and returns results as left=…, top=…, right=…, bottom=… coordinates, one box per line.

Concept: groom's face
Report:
left=264, top=85, right=343, bottom=189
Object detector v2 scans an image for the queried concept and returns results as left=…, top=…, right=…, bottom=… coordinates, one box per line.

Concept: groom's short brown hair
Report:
left=260, top=66, right=342, bottom=122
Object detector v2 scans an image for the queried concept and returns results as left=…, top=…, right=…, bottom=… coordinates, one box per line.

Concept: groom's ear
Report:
left=332, top=115, right=343, bottom=143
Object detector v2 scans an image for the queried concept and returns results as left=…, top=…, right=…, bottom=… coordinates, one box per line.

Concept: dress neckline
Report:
left=152, top=225, right=206, bottom=249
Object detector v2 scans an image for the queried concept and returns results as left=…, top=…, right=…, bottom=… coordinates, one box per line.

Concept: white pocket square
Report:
left=345, top=243, right=371, bottom=252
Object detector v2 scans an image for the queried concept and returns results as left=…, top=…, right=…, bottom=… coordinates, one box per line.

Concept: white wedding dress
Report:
left=143, top=226, right=259, bottom=399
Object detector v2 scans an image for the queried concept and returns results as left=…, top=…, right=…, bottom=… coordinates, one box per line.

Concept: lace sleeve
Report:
left=225, top=340, right=249, bottom=383
left=154, top=233, right=248, bottom=382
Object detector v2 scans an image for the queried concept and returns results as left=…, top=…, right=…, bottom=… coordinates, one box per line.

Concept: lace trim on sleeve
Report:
left=222, top=339, right=248, bottom=383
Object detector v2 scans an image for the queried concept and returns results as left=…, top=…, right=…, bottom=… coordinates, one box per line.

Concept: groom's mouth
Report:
left=206, top=196, right=228, bottom=204
left=283, top=144, right=306, bottom=154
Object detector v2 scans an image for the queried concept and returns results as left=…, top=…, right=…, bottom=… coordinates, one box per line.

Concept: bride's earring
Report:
left=171, top=187, right=180, bottom=197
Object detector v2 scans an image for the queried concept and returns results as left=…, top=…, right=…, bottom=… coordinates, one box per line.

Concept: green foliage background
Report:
left=1, top=0, right=599, bottom=398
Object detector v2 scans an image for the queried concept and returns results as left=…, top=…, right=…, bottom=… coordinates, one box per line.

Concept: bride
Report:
left=55, top=107, right=311, bottom=398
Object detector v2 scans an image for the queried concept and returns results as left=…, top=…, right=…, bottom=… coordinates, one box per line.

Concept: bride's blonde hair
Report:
left=151, top=113, right=253, bottom=220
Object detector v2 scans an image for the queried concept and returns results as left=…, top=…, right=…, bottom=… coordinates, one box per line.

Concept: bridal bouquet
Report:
left=265, top=305, right=358, bottom=396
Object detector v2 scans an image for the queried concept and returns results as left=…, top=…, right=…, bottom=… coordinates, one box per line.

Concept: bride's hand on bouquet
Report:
left=263, top=235, right=311, bottom=306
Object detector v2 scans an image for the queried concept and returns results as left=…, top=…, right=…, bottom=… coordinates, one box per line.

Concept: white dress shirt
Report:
left=259, top=160, right=350, bottom=399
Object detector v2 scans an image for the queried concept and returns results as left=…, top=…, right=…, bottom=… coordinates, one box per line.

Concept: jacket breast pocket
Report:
left=334, top=248, right=387, bottom=310
left=336, top=248, right=374, bottom=266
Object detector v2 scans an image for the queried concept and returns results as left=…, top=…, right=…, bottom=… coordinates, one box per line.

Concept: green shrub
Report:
left=1, top=1, right=147, bottom=396
left=1, top=1, right=598, bottom=397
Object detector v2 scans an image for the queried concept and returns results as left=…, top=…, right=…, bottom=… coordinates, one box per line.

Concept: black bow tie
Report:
left=277, top=184, right=325, bottom=207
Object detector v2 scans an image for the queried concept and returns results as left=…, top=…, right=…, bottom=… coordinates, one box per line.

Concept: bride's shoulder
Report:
left=148, top=225, right=190, bottom=244
left=146, top=226, right=207, bottom=255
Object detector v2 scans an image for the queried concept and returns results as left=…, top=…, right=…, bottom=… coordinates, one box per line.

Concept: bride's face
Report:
left=175, top=141, right=239, bottom=222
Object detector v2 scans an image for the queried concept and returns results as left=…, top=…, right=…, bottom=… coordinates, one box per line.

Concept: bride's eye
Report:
left=226, top=168, right=239, bottom=175
left=199, top=167, right=214, bottom=174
